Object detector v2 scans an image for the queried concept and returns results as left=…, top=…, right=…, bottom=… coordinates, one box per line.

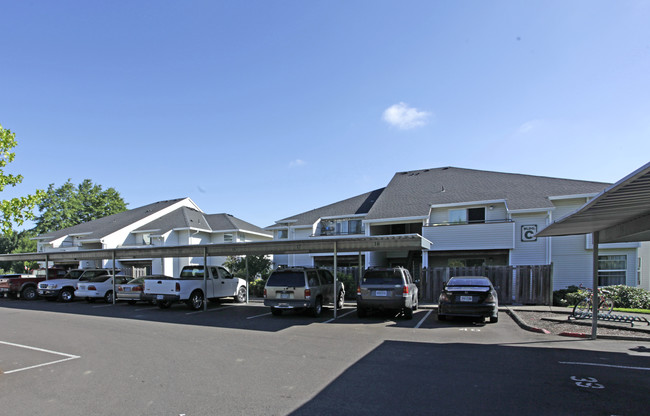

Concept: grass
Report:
left=613, top=307, right=650, bottom=315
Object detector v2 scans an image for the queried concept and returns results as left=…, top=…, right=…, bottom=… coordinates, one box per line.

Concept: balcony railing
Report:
left=425, top=218, right=514, bottom=227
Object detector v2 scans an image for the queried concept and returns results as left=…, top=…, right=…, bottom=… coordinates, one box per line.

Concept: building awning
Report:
left=537, top=161, right=650, bottom=243
left=0, top=234, right=433, bottom=262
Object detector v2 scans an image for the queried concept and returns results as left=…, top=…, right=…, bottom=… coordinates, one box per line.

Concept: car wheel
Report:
left=337, top=291, right=344, bottom=309
left=104, top=291, right=115, bottom=303
left=310, top=297, right=322, bottom=317
left=128, top=300, right=137, bottom=305
left=21, top=286, right=38, bottom=301
left=271, top=307, right=282, bottom=316
left=188, top=290, right=204, bottom=310
left=157, top=300, right=172, bottom=309
left=490, top=314, right=499, bottom=323
left=357, top=307, right=367, bottom=318
left=404, top=306, right=414, bottom=320
left=234, top=286, right=247, bottom=303
left=59, top=288, right=74, bottom=302
left=437, top=313, right=446, bottom=321
left=412, top=296, right=418, bottom=311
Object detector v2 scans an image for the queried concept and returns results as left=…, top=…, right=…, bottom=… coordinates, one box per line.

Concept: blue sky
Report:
left=2, top=1, right=649, bottom=229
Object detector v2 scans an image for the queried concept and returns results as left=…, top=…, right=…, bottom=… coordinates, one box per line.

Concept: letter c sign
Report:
left=521, top=225, right=537, bottom=242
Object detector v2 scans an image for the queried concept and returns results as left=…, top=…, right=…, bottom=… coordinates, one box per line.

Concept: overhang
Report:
left=0, top=234, right=432, bottom=262
left=536, top=161, right=650, bottom=243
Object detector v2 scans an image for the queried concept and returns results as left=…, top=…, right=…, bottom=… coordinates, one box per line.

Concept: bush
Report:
left=336, top=272, right=357, bottom=300
left=248, top=278, right=267, bottom=298
left=554, top=285, right=650, bottom=309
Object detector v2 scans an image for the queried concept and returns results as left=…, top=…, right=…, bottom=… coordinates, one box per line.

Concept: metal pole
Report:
left=591, top=231, right=599, bottom=340
left=203, top=247, right=208, bottom=312
left=45, top=254, right=49, bottom=280
left=112, top=251, right=116, bottom=305
left=333, top=241, right=338, bottom=320
left=245, top=256, right=250, bottom=304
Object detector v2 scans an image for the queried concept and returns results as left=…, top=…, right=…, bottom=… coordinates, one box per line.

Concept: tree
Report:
left=0, top=124, right=45, bottom=234
left=223, top=255, right=273, bottom=279
left=34, top=179, right=128, bottom=234
left=0, top=229, right=39, bottom=273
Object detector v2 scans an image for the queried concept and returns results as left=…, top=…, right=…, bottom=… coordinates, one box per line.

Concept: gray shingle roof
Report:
left=36, top=198, right=187, bottom=242
left=135, top=208, right=271, bottom=236
left=205, top=213, right=271, bottom=235
left=364, top=167, right=610, bottom=220
left=270, top=188, right=385, bottom=227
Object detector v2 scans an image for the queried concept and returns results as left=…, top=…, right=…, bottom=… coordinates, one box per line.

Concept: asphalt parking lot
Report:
left=2, top=297, right=650, bottom=415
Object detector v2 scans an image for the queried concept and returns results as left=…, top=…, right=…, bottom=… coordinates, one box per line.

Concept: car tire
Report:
left=310, top=297, right=322, bottom=317
left=59, top=288, right=74, bottom=302
left=157, top=300, right=172, bottom=309
left=104, top=291, right=114, bottom=303
left=234, top=286, right=247, bottom=303
left=128, top=300, right=137, bottom=305
left=187, top=290, right=204, bottom=310
left=412, top=296, right=418, bottom=311
left=21, top=286, right=38, bottom=301
left=271, top=307, right=282, bottom=316
left=437, top=313, right=446, bottom=321
left=337, top=291, right=344, bottom=309
left=490, top=314, right=499, bottom=323
left=357, top=307, right=367, bottom=318
left=404, top=306, right=414, bottom=320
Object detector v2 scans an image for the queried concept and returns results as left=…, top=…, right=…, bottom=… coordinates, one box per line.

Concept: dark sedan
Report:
left=437, top=276, right=498, bottom=323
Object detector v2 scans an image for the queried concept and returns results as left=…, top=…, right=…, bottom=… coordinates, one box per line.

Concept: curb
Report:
left=504, top=308, right=550, bottom=334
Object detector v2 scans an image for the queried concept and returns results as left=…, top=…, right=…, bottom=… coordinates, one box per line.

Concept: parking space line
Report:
left=92, top=304, right=114, bottom=308
left=0, top=340, right=80, bottom=375
left=134, top=306, right=158, bottom=311
left=323, top=309, right=356, bottom=323
left=415, top=310, right=433, bottom=328
left=559, top=361, right=650, bottom=371
left=185, top=305, right=237, bottom=315
left=247, top=312, right=271, bottom=319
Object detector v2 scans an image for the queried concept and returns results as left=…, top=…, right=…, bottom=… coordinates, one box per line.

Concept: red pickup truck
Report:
left=0, top=268, right=68, bottom=300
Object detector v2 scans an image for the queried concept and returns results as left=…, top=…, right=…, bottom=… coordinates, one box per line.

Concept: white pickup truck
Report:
left=143, top=265, right=247, bottom=310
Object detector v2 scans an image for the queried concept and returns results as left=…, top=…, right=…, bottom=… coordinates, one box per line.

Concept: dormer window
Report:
left=448, top=207, right=485, bottom=224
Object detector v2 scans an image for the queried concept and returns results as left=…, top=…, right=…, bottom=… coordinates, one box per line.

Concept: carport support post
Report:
left=112, top=251, right=116, bottom=305
left=245, top=256, right=249, bottom=304
left=591, top=231, right=599, bottom=340
left=333, top=241, right=337, bottom=320
left=203, top=248, right=208, bottom=312
left=45, top=254, right=49, bottom=280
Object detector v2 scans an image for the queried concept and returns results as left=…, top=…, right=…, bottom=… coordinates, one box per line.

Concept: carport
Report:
left=537, top=161, right=650, bottom=339
left=0, top=234, right=432, bottom=318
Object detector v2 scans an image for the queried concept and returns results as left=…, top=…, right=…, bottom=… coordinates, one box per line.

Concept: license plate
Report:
left=124, top=287, right=131, bottom=292
left=375, top=290, right=388, bottom=297
left=460, top=296, right=473, bottom=302
left=157, top=294, right=164, bottom=300
left=280, top=293, right=290, bottom=299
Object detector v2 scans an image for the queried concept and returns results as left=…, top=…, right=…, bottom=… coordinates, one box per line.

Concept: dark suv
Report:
left=356, top=267, right=418, bottom=319
left=264, top=267, right=345, bottom=316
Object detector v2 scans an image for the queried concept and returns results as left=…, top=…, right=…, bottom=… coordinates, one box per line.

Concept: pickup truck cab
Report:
left=0, top=268, right=68, bottom=300
left=38, top=269, right=106, bottom=302
left=143, top=265, right=247, bottom=310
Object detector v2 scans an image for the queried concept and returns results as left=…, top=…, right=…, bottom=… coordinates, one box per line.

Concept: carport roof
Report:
left=537, top=161, right=650, bottom=243
left=0, top=234, right=432, bottom=262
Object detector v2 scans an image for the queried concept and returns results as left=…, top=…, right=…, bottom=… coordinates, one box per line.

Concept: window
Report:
left=448, top=207, right=486, bottom=224
left=142, top=233, right=151, bottom=245
left=224, top=234, right=233, bottom=243
left=277, top=229, right=288, bottom=239
left=598, top=255, right=627, bottom=286
left=349, top=220, right=363, bottom=234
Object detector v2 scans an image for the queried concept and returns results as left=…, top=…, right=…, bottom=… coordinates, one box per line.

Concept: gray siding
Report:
left=510, top=212, right=549, bottom=265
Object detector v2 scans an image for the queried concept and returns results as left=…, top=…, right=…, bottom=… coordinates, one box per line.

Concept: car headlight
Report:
left=439, top=292, right=451, bottom=302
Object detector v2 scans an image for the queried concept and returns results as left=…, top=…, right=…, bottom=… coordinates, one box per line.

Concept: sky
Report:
left=2, top=0, right=650, bottom=230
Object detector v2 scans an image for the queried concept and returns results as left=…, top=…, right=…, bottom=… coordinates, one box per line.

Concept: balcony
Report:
left=423, top=220, right=515, bottom=251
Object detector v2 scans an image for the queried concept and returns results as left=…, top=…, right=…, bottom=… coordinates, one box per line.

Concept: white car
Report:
left=75, top=274, right=130, bottom=303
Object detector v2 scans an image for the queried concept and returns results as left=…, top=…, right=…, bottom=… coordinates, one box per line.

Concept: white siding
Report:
left=510, top=213, right=549, bottom=265
left=422, top=222, right=514, bottom=251
left=640, top=242, right=650, bottom=290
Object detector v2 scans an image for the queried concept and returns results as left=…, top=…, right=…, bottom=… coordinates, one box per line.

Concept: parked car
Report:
left=437, top=276, right=499, bottom=323
left=264, top=267, right=344, bottom=317
left=38, top=269, right=110, bottom=302
left=75, top=274, right=130, bottom=303
left=117, top=276, right=158, bottom=304
left=356, top=267, right=418, bottom=319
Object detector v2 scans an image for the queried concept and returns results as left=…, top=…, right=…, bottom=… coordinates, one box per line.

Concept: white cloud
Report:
left=289, top=159, right=306, bottom=167
left=382, top=102, right=431, bottom=129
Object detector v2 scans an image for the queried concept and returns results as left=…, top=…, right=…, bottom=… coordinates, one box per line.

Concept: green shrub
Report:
left=554, top=285, right=650, bottom=309
left=248, top=278, right=267, bottom=298
left=336, top=272, right=357, bottom=300
left=553, top=285, right=582, bottom=307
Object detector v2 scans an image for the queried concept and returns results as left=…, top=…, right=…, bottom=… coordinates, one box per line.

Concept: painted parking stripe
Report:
left=0, top=340, right=80, bottom=374
left=415, top=310, right=433, bottom=328
left=247, top=312, right=272, bottom=319
left=323, top=309, right=356, bottom=323
left=559, top=361, right=650, bottom=371
left=185, top=305, right=237, bottom=315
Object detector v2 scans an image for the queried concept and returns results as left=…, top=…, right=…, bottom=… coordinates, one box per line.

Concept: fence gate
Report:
left=420, top=265, right=552, bottom=305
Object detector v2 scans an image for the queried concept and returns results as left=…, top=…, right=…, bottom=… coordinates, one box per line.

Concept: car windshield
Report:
left=88, top=275, right=112, bottom=283
left=447, top=278, right=491, bottom=287
left=267, top=271, right=304, bottom=287
left=362, top=269, right=403, bottom=285
left=80, top=270, right=108, bottom=279
left=65, top=270, right=84, bottom=279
